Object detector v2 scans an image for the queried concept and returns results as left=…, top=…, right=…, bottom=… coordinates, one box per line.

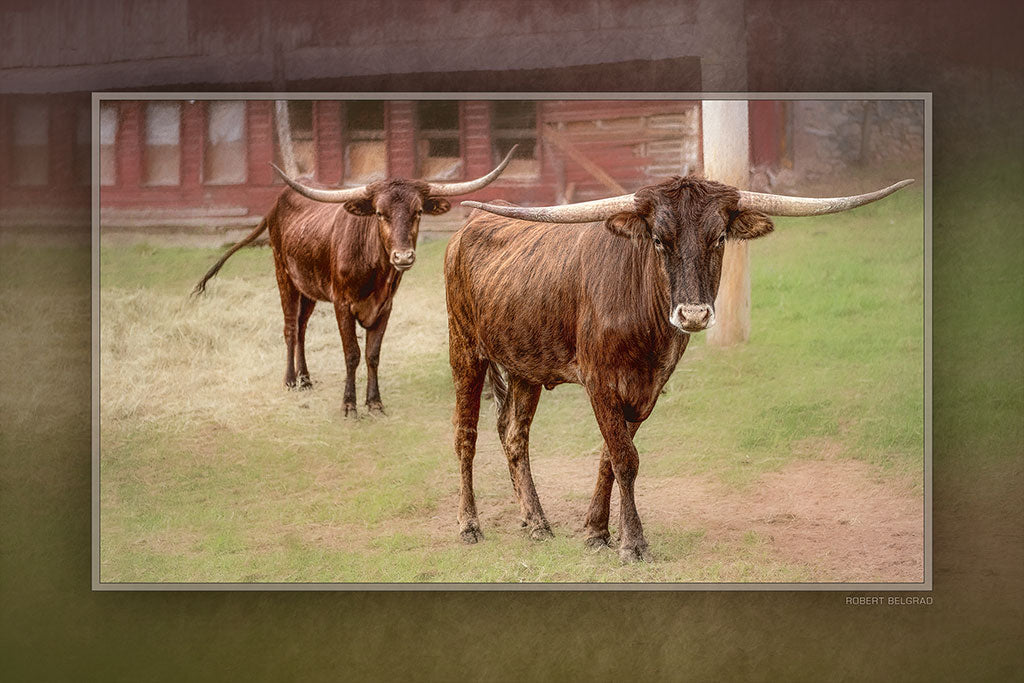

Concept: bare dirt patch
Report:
left=147, top=424, right=921, bottom=583
left=448, top=437, right=923, bottom=583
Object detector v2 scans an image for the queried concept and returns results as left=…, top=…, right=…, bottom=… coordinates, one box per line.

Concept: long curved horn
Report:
left=270, top=163, right=369, bottom=203
left=462, top=193, right=636, bottom=223
left=738, top=179, right=914, bottom=216
left=427, top=145, right=518, bottom=197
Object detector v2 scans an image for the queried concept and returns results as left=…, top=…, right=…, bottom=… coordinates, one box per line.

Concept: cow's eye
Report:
left=652, top=236, right=663, bottom=249
left=716, top=233, right=726, bottom=247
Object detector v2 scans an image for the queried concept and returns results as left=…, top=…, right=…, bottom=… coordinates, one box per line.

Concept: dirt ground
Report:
left=291, top=431, right=923, bottom=583
left=475, top=443, right=923, bottom=583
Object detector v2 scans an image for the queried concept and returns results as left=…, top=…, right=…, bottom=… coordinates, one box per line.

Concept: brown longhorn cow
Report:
left=446, top=175, right=913, bottom=561
left=194, top=148, right=516, bottom=417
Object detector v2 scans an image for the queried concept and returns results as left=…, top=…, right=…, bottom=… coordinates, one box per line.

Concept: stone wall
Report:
left=791, top=100, right=924, bottom=181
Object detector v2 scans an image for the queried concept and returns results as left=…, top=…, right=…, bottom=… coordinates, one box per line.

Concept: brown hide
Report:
left=195, top=178, right=450, bottom=417
left=444, top=176, right=774, bottom=561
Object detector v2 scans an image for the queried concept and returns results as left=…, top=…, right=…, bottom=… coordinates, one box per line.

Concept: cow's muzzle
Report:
left=670, top=303, right=716, bottom=333
left=391, top=250, right=416, bottom=271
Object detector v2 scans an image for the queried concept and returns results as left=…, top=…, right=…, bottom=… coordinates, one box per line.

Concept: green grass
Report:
left=96, top=188, right=925, bottom=583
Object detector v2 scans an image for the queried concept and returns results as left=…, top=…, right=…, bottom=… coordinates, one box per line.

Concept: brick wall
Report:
left=386, top=102, right=416, bottom=179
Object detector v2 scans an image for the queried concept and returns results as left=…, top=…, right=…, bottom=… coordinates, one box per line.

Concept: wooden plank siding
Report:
left=4, top=95, right=704, bottom=228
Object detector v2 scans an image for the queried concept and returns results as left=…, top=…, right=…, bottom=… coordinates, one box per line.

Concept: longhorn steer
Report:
left=194, top=148, right=515, bottom=417
left=445, top=175, right=913, bottom=561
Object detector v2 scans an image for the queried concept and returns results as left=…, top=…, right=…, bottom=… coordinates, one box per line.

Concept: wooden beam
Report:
left=542, top=125, right=626, bottom=195
left=274, top=100, right=297, bottom=177
left=543, top=129, right=692, bottom=146
left=564, top=182, right=577, bottom=204
left=702, top=101, right=751, bottom=347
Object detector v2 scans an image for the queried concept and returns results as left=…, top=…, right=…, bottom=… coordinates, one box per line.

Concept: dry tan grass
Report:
left=100, top=248, right=448, bottom=429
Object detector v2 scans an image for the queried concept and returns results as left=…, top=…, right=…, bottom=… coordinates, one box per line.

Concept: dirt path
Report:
left=442, top=434, right=924, bottom=583
left=303, top=430, right=924, bottom=583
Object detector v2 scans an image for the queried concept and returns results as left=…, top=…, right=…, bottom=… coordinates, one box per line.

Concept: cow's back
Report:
left=270, top=189, right=381, bottom=304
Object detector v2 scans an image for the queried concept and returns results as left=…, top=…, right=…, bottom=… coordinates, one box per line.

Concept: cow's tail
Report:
left=487, top=362, right=508, bottom=414
left=191, top=216, right=269, bottom=296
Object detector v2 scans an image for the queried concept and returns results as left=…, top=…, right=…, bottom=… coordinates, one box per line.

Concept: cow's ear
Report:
left=423, top=197, right=451, bottom=215
left=728, top=209, right=774, bottom=240
left=605, top=212, right=649, bottom=240
left=343, top=198, right=375, bottom=216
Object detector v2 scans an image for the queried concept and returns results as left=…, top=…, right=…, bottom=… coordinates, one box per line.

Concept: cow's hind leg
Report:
left=583, top=421, right=641, bottom=550
left=333, top=300, right=360, bottom=418
left=276, top=273, right=302, bottom=389
left=496, top=375, right=552, bottom=540
left=363, top=304, right=392, bottom=414
left=294, top=295, right=316, bottom=389
left=450, top=345, right=487, bottom=543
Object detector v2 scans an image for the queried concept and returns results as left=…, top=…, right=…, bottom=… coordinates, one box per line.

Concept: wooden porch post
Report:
left=274, top=100, right=297, bottom=177
left=702, top=101, right=751, bottom=347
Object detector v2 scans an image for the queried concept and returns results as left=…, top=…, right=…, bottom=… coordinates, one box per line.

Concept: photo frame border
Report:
left=91, top=91, right=932, bottom=592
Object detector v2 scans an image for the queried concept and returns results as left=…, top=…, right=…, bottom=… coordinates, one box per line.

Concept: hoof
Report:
left=460, top=525, right=484, bottom=544
left=584, top=535, right=611, bottom=552
left=618, top=544, right=654, bottom=564
left=529, top=525, right=554, bottom=541
left=366, top=400, right=386, bottom=415
left=297, top=375, right=313, bottom=390
left=344, top=402, right=358, bottom=418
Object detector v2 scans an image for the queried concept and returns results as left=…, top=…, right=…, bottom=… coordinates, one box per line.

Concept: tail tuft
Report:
left=487, top=362, right=508, bottom=414
left=190, top=217, right=269, bottom=299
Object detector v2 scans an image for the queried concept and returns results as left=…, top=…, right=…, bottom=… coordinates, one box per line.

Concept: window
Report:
left=143, top=102, right=180, bottom=186
left=99, top=103, right=118, bottom=186
left=74, top=106, right=91, bottom=186
left=11, top=101, right=49, bottom=186
left=274, top=101, right=314, bottom=178
left=492, top=101, right=540, bottom=177
left=416, top=101, right=461, bottom=180
left=204, top=101, right=247, bottom=185
left=344, top=101, right=386, bottom=184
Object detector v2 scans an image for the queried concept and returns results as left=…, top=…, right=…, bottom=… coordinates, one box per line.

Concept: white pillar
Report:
left=701, top=100, right=751, bottom=347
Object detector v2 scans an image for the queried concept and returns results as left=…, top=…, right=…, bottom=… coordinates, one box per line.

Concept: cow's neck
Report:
left=579, top=231, right=686, bottom=420
left=342, top=216, right=394, bottom=277
left=620, top=239, right=678, bottom=346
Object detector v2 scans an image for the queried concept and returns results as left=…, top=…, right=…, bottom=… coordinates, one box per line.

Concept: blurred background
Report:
left=0, top=0, right=926, bottom=240
left=5, top=96, right=923, bottom=238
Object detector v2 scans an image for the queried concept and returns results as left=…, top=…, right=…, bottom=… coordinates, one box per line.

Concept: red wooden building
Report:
left=90, top=98, right=706, bottom=229
left=1, top=96, right=714, bottom=229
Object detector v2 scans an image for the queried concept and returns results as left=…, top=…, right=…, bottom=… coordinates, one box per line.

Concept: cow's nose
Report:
left=391, top=250, right=416, bottom=269
left=671, top=304, right=716, bottom=332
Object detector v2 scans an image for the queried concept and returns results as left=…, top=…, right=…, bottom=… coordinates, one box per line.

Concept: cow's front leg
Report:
left=451, top=350, right=488, bottom=543
left=363, top=304, right=392, bottom=415
left=333, top=301, right=360, bottom=418
left=583, top=418, right=641, bottom=550
left=587, top=387, right=651, bottom=563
